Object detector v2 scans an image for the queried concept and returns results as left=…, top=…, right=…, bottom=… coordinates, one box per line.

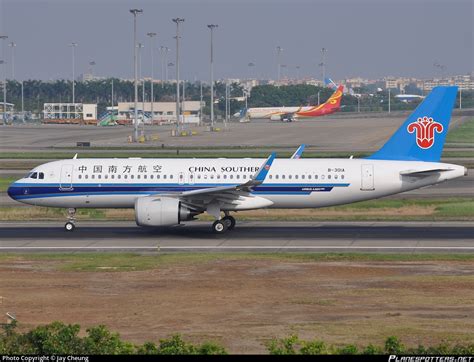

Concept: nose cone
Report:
left=7, top=182, right=18, bottom=199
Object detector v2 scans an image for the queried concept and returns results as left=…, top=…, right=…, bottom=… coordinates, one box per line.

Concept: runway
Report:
left=0, top=221, right=473, bottom=253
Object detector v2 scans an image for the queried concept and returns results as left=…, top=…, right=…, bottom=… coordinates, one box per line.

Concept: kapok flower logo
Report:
left=407, top=116, right=443, bottom=149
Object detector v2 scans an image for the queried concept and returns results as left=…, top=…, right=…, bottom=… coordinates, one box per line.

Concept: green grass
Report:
left=447, top=118, right=474, bottom=144
left=1, top=252, right=474, bottom=272
left=1, top=198, right=473, bottom=221
left=0, top=177, right=16, bottom=192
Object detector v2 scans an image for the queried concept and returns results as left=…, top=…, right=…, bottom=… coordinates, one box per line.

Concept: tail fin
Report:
left=368, top=86, right=457, bottom=162
left=322, top=85, right=344, bottom=110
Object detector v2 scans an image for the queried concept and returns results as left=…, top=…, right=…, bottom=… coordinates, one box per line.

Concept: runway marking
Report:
left=1, top=246, right=474, bottom=250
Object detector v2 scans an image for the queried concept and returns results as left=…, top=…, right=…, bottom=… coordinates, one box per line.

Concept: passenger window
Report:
left=243, top=174, right=247, bottom=179
left=85, top=175, right=89, bottom=179
left=163, top=175, right=167, bottom=179
left=295, top=175, right=298, bottom=179
left=124, top=175, right=128, bottom=179
left=217, top=175, right=220, bottom=179
left=91, top=174, right=95, bottom=179
left=98, top=174, right=101, bottom=179
left=230, top=175, right=233, bottom=179
left=236, top=175, right=240, bottom=180
left=335, top=175, right=338, bottom=179
left=321, top=175, right=325, bottom=180
left=315, top=175, right=318, bottom=179
left=223, top=174, right=227, bottom=179
left=282, top=175, right=285, bottom=179
left=78, top=175, right=82, bottom=179
left=157, top=174, right=160, bottom=179
left=308, top=175, right=311, bottom=179
left=301, top=175, right=305, bottom=179
left=269, top=175, right=273, bottom=179
left=170, top=175, right=173, bottom=179
left=111, top=174, right=115, bottom=179
left=328, top=175, right=331, bottom=179
left=210, top=175, right=214, bottom=179
left=117, top=174, right=121, bottom=179
left=289, top=175, right=292, bottom=179
left=197, top=175, right=201, bottom=179
left=341, top=175, right=345, bottom=180
left=150, top=174, right=153, bottom=179
left=275, top=175, right=279, bottom=179
left=137, top=175, right=141, bottom=179
left=131, top=175, right=134, bottom=179
left=105, top=175, right=108, bottom=179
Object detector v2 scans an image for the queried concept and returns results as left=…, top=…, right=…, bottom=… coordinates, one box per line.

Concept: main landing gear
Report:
left=212, top=214, right=236, bottom=234
left=64, top=208, right=76, bottom=232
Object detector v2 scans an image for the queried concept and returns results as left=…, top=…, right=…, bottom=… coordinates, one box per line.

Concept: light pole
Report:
left=129, top=8, right=143, bottom=142
left=276, top=46, right=283, bottom=82
left=172, top=17, right=184, bottom=133
left=0, top=35, right=8, bottom=124
left=147, top=32, right=157, bottom=126
left=317, top=90, right=321, bottom=105
left=207, top=24, right=218, bottom=128
left=159, top=46, right=169, bottom=87
left=69, top=42, right=77, bottom=104
left=8, top=42, right=15, bottom=79
left=388, top=88, right=391, bottom=113
left=137, top=42, right=145, bottom=137
left=199, top=80, right=203, bottom=125
left=0, top=60, right=5, bottom=124
left=295, top=65, right=300, bottom=81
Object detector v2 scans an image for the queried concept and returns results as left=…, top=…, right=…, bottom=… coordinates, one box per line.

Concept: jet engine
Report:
left=135, top=196, right=197, bottom=227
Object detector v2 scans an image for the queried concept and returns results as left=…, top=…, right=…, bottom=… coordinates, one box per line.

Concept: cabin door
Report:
left=60, top=164, right=73, bottom=190
left=361, top=164, right=375, bottom=191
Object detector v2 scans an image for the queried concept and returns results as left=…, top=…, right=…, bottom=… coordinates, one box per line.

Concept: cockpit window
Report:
left=39, top=172, right=44, bottom=179
left=31, top=172, right=38, bottom=179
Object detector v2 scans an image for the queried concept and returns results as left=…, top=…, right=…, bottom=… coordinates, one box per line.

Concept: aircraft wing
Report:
left=156, top=153, right=276, bottom=209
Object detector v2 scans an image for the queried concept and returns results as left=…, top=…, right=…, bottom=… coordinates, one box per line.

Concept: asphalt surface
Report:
left=0, top=221, right=473, bottom=253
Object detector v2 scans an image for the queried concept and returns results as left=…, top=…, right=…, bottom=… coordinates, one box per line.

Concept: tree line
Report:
left=3, top=79, right=472, bottom=118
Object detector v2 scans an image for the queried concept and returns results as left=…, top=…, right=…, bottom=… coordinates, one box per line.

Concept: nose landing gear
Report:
left=64, top=208, right=76, bottom=232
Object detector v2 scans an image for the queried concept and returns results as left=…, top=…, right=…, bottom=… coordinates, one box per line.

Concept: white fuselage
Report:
left=8, top=158, right=466, bottom=210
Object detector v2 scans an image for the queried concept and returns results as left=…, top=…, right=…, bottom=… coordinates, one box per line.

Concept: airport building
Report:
left=42, top=103, right=98, bottom=124
left=116, top=101, right=202, bottom=124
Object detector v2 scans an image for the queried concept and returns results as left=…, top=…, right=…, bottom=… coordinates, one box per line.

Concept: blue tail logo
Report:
left=368, top=86, right=457, bottom=162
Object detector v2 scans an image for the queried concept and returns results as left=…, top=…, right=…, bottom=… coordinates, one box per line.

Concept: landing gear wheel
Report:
left=64, top=222, right=75, bottom=232
left=212, top=220, right=228, bottom=234
left=222, top=216, right=236, bottom=230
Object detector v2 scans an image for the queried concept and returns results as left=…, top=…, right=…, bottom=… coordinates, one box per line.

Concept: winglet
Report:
left=291, top=144, right=305, bottom=159
left=254, top=153, right=276, bottom=182
left=73, top=153, right=78, bottom=159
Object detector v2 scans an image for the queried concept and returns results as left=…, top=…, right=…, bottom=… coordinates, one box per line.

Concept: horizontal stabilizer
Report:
left=400, top=168, right=454, bottom=177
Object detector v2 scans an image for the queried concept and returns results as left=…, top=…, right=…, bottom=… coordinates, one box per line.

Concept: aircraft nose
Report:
left=7, top=182, right=18, bottom=199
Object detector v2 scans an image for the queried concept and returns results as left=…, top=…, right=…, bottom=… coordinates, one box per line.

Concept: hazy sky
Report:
left=0, top=0, right=472, bottom=81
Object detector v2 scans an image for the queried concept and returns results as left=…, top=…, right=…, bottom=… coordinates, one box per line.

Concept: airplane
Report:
left=242, top=85, right=344, bottom=121
left=8, top=86, right=466, bottom=234
left=395, top=94, right=425, bottom=103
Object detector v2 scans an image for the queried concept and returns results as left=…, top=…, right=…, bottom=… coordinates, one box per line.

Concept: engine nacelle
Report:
left=134, top=196, right=196, bottom=227
left=270, top=114, right=282, bottom=121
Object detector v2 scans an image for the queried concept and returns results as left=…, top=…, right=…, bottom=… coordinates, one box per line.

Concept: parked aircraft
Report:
left=242, top=85, right=344, bottom=121
left=8, top=87, right=465, bottom=233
